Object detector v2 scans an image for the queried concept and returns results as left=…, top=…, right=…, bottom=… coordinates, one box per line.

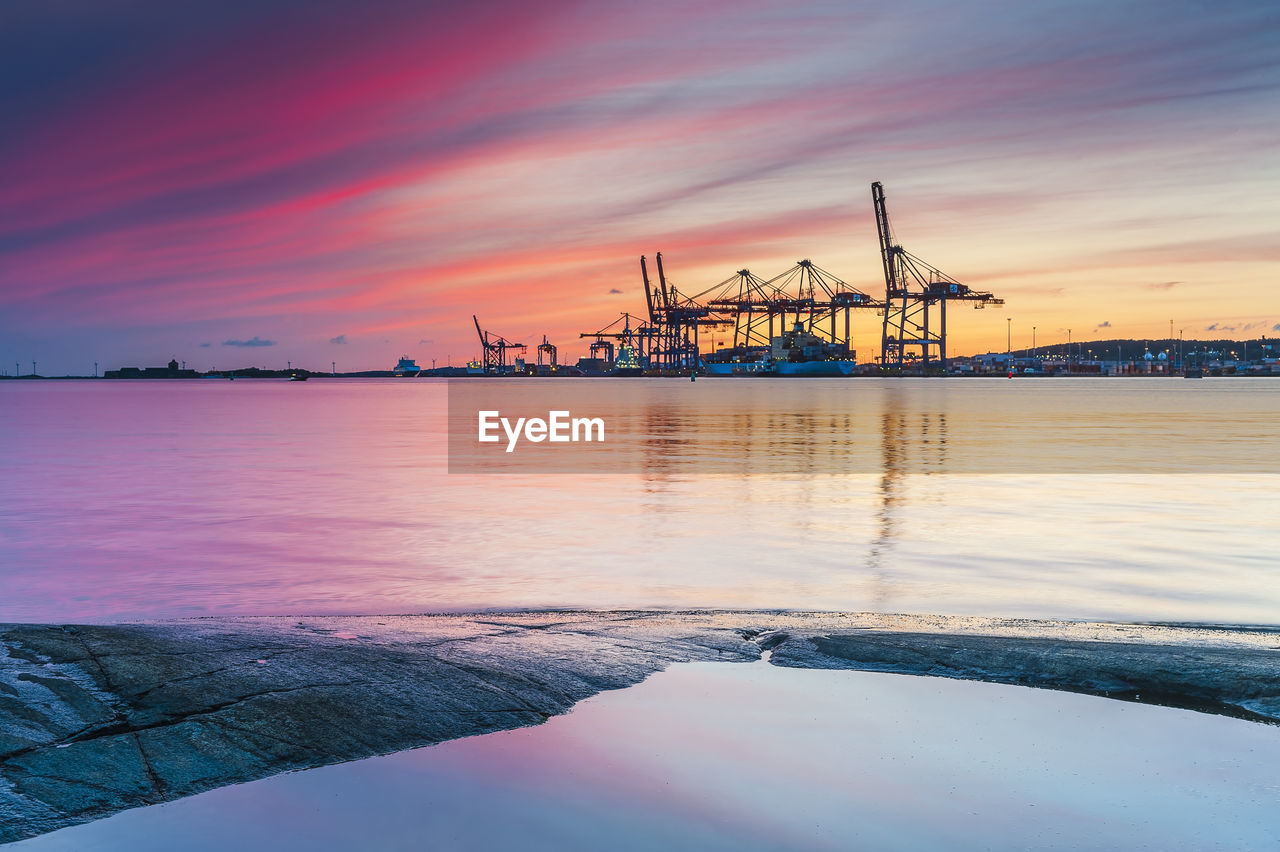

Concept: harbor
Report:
left=3, top=1, right=1278, bottom=849
left=9, top=181, right=1276, bottom=382
left=443, top=183, right=1277, bottom=379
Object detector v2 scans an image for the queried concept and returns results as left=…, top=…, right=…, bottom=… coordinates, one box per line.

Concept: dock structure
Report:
left=473, top=316, right=526, bottom=374
left=639, top=252, right=715, bottom=371
left=696, top=260, right=881, bottom=356
left=505, top=182, right=1004, bottom=375
left=873, top=182, right=1003, bottom=374
left=536, top=336, right=558, bottom=369
left=579, top=312, right=650, bottom=371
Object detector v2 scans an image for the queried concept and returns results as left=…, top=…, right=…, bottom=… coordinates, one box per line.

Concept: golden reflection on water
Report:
left=1, top=378, right=1278, bottom=623
left=448, top=377, right=1277, bottom=474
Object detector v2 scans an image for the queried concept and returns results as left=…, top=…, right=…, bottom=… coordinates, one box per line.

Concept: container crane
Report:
left=873, top=182, right=1002, bottom=373
left=473, top=315, right=526, bottom=374
left=580, top=312, right=653, bottom=368
left=536, top=336, right=558, bottom=370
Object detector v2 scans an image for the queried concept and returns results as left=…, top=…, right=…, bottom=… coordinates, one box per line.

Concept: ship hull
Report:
left=702, top=360, right=857, bottom=377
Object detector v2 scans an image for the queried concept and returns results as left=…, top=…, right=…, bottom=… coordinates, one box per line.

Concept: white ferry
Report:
left=393, top=356, right=421, bottom=377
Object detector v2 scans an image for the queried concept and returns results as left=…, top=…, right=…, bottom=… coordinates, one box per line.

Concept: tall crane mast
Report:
left=640, top=256, right=657, bottom=325
left=873, top=182, right=1002, bottom=373
left=873, top=182, right=897, bottom=299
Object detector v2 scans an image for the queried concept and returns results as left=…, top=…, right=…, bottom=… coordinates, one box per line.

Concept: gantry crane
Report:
left=473, top=315, right=526, bottom=374
left=536, top=335, right=558, bottom=370
left=580, top=312, right=653, bottom=368
left=696, top=260, right=880, bottom=354
left=640, top=254, right=722, bottom=370
left=873, top=182, right=1003, bottom=373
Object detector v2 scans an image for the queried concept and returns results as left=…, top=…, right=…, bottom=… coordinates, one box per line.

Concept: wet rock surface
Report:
left=769, top=631, right=1280, bottom=723
left=2, top=611, right=1277, bottom=844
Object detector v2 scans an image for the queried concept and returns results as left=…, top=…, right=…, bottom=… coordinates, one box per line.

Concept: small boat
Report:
left=289, top=374, right=308, bottom=381
left=1184, top=368, right=1204, bottom=378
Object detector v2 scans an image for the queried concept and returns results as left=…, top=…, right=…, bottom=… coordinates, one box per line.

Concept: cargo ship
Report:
left=703, top=359, right=858, bottom=376
left=702, top=324, right=858, bottom=377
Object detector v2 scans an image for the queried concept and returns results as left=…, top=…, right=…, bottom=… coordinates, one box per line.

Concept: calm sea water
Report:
left=1, top=378, right=1277, bottom=624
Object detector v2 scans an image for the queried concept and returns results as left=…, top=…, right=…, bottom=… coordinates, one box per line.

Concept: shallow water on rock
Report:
left=14, top=662, right=1280, bottom=851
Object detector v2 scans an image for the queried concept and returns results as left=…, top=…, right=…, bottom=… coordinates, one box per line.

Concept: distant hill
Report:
left=976, top=337, right=1276, bottom=360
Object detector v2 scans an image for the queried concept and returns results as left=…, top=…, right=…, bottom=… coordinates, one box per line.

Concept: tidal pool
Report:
left=12, top=660, right=1280, bottom=850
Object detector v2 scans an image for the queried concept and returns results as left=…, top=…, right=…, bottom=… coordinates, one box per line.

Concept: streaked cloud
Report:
left=1, top=0, right=1278, bottom=372
left=223, top=336, right=276, bottom=347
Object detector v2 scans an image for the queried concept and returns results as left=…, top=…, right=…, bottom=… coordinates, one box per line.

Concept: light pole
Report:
left=93, top=361, right=98, bottom=378
left=1068, top=329, right=1072, bottom=363
left=1032, top=326, right=1037, bottom=362
left=1006, top=318, right=1011, bottom=361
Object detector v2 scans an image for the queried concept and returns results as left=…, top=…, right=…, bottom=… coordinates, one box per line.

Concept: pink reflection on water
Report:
left=19, top=663, right=1280, bottom=850
left=1, top=379, right=1279, bottom=624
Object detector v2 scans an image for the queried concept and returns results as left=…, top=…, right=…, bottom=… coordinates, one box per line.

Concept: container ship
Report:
left=702, top=324, right=858, bottom=376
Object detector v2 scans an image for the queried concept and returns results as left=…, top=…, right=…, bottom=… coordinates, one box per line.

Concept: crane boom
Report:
left=872, top=181, right=895, bottom=294
left=655, top=252, right=671, bottom=310
left=640, top=256, right=656, bottom=323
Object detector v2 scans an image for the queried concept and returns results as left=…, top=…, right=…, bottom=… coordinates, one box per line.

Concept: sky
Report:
left=1, top=0, right=1278, bottom=374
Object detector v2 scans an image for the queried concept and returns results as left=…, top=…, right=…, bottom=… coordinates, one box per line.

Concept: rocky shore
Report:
left=3, top=611, right=1277, bottom=844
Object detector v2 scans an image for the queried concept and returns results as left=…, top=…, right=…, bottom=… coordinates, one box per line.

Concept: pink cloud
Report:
left=3, top=1, right=1277, bottom=371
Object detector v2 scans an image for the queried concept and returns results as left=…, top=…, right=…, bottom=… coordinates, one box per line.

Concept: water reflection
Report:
left=1, top=379, right=1278, bottom=623
left=21, top=663, right=1280, bottom=851
left=448, top=378, right=1279, bottom=474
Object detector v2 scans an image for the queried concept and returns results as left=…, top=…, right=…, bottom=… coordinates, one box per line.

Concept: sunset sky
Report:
left=2, top=0, right=1277, bottom=375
